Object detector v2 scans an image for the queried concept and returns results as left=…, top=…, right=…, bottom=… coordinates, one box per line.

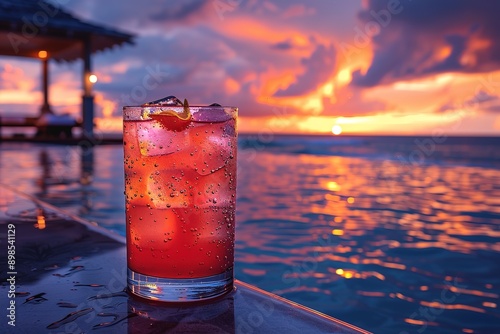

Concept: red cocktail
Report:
left=123, top=97, right=237, bottom=301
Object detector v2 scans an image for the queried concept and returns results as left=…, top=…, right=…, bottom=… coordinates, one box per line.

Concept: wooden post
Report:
left=82, top=37, right=94, bottom=139
left=41, top=58, right=51, bottom=114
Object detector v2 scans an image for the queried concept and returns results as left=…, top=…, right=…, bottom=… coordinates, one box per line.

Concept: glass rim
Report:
left=122, top=105, right=238, bottom=109
left=122, top=105, right=238, bottom=121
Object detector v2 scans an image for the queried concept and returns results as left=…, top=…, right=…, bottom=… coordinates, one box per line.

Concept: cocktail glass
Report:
left=123, top=97, right=237, bottom=302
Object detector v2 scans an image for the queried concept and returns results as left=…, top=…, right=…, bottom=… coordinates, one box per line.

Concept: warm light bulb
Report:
left=89, top=74, right=98, bottom=83
left=38, top=50, right=48, bottom=59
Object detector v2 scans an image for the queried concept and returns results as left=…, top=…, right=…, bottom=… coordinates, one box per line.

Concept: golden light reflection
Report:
left=242, top=268, right=267, bottom=276
left=357, top=291, right=386, bottom=297
left=35, top=209, right=46, bottom=229
left=326, top=181, right=341, bottom=191
left=35, top=215, right=46, bottom=229
left=390, top=293, right=415, bottom=302
left=233, top=147, right=499, bottom=326
left=332, top=229, right=344, bottom=236
left=145, top=283, right=163, bottom=296
left=347, top=196, right=355, bottom=204
left=405, top=318, right=426, bottom=326
left=364, top=249, right=384, bottom=257
left=360, top=258, right=406, bottom=270
left=482, top=302, right=497, bottom=308
left=325, top=193, right=340, bottom=202
left=420, top=301, right=486, bottom=313
left=447, top=286, right=499, bottom=299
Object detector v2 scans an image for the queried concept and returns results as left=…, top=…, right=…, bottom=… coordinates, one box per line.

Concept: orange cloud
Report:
left=0, top=63, right=36, bottom=92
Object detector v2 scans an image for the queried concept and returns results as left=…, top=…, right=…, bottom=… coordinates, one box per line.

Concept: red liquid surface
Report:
left=123, top=114, right=236, bottom=278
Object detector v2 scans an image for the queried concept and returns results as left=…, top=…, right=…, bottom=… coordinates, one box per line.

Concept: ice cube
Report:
left=137, top=120, right=190, bottom=156
left=172, top=206, right=235, bottom=242
left=124, top=172, right=150, bottom=207
left=192, top=107, right=232, bottom=123
left=147, top=169, right=195, bottom=209
left=142, top=95, right=183, bottom=107
left=188, top=120, right=236, bottom=175
left=193, top=168, right=236, bottom=208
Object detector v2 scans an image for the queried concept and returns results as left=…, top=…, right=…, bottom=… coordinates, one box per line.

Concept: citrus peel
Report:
left=149, top=98, right=192, bottom=132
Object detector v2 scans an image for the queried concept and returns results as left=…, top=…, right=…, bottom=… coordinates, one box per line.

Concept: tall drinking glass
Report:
left=123, top=99, right=237, bottom=302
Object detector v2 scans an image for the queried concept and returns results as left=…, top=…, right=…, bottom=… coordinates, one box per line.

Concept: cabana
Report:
left=0, top=0, right=134, bottom=139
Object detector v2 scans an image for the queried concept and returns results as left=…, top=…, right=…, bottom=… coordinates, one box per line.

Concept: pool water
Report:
left=1, top=135, right=499, bottom=333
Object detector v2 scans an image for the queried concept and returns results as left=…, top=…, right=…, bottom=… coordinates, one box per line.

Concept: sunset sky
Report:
left=1, top=0, right=500, bottom=135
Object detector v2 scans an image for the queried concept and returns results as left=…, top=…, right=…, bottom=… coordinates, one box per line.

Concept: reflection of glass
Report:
left=127, top=292, right=235, bottom=333
left=123, top=104, right=237, bottom=302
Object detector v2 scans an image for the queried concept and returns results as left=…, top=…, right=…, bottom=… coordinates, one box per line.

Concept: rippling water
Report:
left=1, top=135, right=499, bottom=333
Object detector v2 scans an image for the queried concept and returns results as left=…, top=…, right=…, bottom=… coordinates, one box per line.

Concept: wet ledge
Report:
left=0, top=185, right=370, bottom=333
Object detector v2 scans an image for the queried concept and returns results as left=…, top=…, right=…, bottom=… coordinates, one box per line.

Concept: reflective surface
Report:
left=0, top=188, right=367, bottom=333
left=1, top=135, right=499, bottom=333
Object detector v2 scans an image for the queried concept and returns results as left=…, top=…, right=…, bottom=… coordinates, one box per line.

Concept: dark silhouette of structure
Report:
left=0, top=0, right=134, bottom=139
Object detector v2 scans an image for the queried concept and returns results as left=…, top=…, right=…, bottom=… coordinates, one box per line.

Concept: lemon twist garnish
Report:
left=155, top=98, right=191, bottom=120
left=149, top=98, right=192, bottom=131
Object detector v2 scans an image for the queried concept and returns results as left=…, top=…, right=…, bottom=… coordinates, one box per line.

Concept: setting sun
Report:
left=332, top=125, right=342, bottom=135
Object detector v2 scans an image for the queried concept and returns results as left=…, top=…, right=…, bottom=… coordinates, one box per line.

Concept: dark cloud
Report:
left=84, top=26, right=296, bottom=117
left=271, top=40, right=294, bottom=51
left=148, top=0, right=207, bottom=21
left=485, top=104, right=500, bottom=113
left=274, top=43, right=336, bottom=96
left=466, top=90, right=498, bottom=105
left=61, top=0, right=214, bottom=31
left=352, top=0, right=500, bottom=87
left=438, top=90, right=500, bottom=114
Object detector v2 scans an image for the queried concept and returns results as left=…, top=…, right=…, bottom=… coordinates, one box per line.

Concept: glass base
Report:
left=127, top=268, right=233, bottom=302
